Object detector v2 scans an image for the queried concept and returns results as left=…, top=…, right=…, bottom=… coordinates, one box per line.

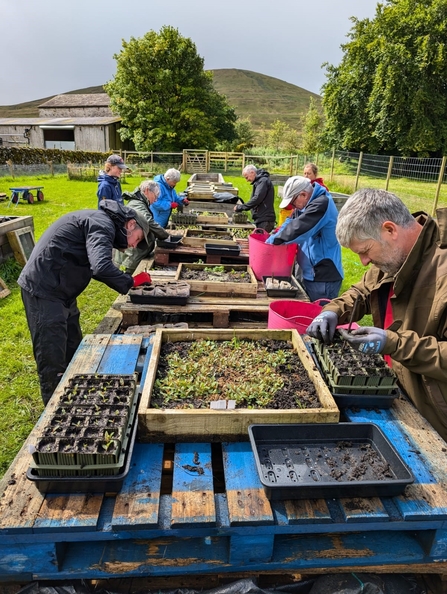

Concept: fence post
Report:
left=182, top=150, right=187, bottom=172
left=385, top=156, right=394, bottom=191
left=289, top=156, right=293, bottom=176
left=330, top=147, right=336, bottom=182
left=225, top=152, right=228, bottom=172
left=6, top=159, right=14, bottom=179
left=354, top=152, right=363, bottom=191
left=432, top=156, right=447, bottom=216
left=242, top=153, right=246, bottom=171
left=47, top=160, right=54, bottom=176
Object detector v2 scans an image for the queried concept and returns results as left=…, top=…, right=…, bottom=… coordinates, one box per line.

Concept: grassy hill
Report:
left=0, top=70, right=320, bottom=129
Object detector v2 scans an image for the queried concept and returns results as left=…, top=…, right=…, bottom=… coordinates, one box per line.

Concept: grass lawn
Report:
left=0, top=170, right=444, bottom=477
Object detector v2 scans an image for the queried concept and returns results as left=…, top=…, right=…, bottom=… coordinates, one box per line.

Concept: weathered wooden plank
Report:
left=33, top=493, right=103, bottom=532
left=111, top=443, right=164, bottom=530
left=345, top=404, right=447, bottom=521
left=0, top=542, right=61, bottom=577
left=171, top=443, right=216, bottom=528
left=283, top=498, right=332, bottom=524
left=338, top=497, right=390, bottom=523
left=94, top=306, right=122, bottom=334
left=229, top=534, right=274, bottom=564
left=96, top=334, right=142, bottom=375
left=222, top=442, right=274, bottom=526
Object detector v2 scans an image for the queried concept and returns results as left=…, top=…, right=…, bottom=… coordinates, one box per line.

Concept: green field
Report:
left=0, top=171, right=444, bottom=477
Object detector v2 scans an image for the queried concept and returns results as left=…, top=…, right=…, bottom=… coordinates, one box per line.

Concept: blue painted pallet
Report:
left=2, top=335, right=447, bottom=580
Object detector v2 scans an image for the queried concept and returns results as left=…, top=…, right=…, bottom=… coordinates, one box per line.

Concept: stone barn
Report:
left=0, top=94, right=127, bottom=152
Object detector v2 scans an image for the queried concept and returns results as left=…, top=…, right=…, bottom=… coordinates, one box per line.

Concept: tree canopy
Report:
left=322, top=0, right=447, bottom=157
left=105, top=26, right=237, bottom=151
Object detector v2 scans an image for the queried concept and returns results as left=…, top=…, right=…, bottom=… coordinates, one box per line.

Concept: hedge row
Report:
left=0, top=147, right=112, bottom=166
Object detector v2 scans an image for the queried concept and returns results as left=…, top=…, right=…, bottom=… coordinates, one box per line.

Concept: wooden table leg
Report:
left=213, top=310, right=230, bottom=328
left=154, top=252, right=170, bottom=266
left=121, top=311, right=140, bottom=329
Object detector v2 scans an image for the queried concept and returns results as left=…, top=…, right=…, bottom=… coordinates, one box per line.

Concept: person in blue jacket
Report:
left=97, top=154, right=127, bottom=207
left=266, top=176, right=343, bottom=301
left=152, top=168, right=189, bottom=227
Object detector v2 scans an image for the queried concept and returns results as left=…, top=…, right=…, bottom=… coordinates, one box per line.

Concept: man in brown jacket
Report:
left=307, top=188, right=447, bottom=442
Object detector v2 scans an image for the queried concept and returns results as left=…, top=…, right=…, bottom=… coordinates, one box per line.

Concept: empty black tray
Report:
left=156, top=235, right=183, bottom=249
left=205, top=243, right=241, bottom=256
left=26, top=412, right=138, bottom=494
left=128, top=282, right=190, bottom=305
left=263, top=276, right=300, bottom=298
left=248, top=423, right=413, bottom=500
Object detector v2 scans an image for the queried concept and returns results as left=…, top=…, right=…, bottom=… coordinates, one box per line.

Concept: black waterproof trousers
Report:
left=21, top=289, right=82, bottom=405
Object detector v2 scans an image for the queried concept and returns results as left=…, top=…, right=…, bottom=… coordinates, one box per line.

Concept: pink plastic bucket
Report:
left=268, top=300, right=324, bottom=333
left=248, top=229, right=297, bottom=281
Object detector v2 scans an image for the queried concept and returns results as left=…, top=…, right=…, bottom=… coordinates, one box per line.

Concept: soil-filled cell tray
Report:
left=205, top=243, right=241, bottom=256
left=263, top=276, right=300, bottom=298
left=249, top=423, right=414, bottom=500
left=26, top=416, right=138, bottom=494
left=129, top=281, right=190, bottom=305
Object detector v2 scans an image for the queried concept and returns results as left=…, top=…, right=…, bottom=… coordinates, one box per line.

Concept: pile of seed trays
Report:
left=309, top=333, right=399, bottom=408
left=27, top=374, right=139, bottom=485
left=171, top=212, right=198, bottom=225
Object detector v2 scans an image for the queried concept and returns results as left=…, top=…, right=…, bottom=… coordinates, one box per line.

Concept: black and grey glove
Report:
left=338, top=327, right=387, bottom=354
left=306, top=311, right=338, bottom=345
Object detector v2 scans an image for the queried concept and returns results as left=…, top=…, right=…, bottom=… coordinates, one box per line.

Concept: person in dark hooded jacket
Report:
left=96, top=154, right=127, bottom=207
left=234, top=165, right=276, bottom=232
left=18, top=200, right=153, bottom=405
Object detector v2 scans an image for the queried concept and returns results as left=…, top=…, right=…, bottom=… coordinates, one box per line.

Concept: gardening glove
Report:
left=234, top=204, right=243, bottom=212
left=338, top=327, right=387, bottom=354
left=182, top=198, right=190, bottom=206
left=306, top=311, right=338, bottom=345
left=170, top=202, right=179, bottom=209
left=133, top=272, right=152, bottom=287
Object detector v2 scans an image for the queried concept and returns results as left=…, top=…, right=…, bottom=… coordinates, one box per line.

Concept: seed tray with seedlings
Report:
left=176, top=263, right=258, bottom=298
left=232, top=212, right=249, bottom=224
left=172, top=212, right=198, bottom=225
left=310, top=334, right=398, bottom=395
left=28, top=373, right=139, bottom=477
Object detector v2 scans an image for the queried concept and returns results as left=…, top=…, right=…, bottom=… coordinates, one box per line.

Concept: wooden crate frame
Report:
left=196, top=213, right=229, bottom=225
left=0, top=276, right=11, bottom=299
left=138, top=328, right=339, bottom=442
left=6, top=225, right=35, bottom=266
left=183, top=228, right=236, bottom=248
left=176, top=263, right=258, bottom=298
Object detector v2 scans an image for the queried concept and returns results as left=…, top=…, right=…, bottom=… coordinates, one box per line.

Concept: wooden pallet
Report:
left=2, top=334, right=447, bottom=580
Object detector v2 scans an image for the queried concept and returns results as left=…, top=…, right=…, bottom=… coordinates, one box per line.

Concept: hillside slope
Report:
left=0, top=70, right=319, bottom=128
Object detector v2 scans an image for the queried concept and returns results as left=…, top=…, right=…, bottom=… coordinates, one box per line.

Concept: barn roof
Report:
left=0, top=116, right=121, bottom=126
left=38, top=94, right=111, bottom=108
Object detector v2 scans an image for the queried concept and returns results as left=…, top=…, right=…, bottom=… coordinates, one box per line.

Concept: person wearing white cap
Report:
left=266, top=175, right=343, bottom=301
left=96, top=154, right=127, bottom=207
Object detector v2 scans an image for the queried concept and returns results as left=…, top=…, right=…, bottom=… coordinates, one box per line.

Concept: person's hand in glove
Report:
left=233, top=204, right=243, bottom=212
left=182, top=198, right=190, bottom=206
left=133, top=272, right=152, bottom=287
left=306, top=311, right=338, bottom=344
left=338, top=327, right=387, bottom=354
left=170, top=202, right=179, bottom=209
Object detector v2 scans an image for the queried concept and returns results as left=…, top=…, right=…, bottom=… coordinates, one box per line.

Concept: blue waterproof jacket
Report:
left=97, top=172, right=123, bottom=207
left=266, top=183, right=343, bottom=283
left=151, top=174, right=187, bottom=228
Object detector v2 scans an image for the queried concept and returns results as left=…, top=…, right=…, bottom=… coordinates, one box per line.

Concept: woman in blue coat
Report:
left=152, top=168, right=189, bottom=227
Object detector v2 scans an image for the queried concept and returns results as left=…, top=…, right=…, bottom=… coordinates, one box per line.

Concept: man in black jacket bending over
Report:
left=234, top=165, right=276, bottom=232
left=18, top=200, right=153, bottom=405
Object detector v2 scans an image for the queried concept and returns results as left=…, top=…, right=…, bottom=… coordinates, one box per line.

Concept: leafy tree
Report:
left=322, top=0, right=447, bottom=156
left=268, top=120, right=291, bottom=152
left=300, top=97, right=325, bottom=154
left=105, top=26, right=237, bottom=151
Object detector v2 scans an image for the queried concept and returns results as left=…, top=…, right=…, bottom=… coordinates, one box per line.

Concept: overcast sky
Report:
left=1, top=0, right=378, bottom=106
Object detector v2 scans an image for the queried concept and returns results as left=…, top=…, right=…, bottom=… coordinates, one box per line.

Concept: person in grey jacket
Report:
left=117, top=180, right=170, bottom=274
left=234, top=165, right=276, bottom=231
left=18, top=200, right=153, bottom=405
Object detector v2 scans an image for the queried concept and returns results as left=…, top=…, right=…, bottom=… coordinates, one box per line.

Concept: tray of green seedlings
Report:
left=309, top=334, right=398, bottom=405
left=171, top=212, right=198, bottom=225
left=232, top=211, right=249, bottom=224
left=27, top=374, right=139, bottom=477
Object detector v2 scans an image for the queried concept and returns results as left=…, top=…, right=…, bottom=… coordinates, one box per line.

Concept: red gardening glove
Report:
left=133, top=272, right=152, bottom=287
left=183, top=198, right=190, bottom=205
left=170, top=202, right=179, bottom=209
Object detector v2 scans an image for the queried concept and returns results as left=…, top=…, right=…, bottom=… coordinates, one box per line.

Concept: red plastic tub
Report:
left=248, top=229, right=297, bottom=281
left=268, top=300, right=324, bottom=333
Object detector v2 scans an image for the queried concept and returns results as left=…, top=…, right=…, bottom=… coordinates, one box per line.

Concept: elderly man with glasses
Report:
left=266, top=175, right=343, bottom=301
left=117, top=179, right=171, bottom=274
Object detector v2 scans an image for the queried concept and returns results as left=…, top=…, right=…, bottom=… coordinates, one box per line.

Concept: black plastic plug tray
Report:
left=263, top=276, right=300, bottom=298
left=156, top=235, right=183, bottom=249
left=248, top=422, right=413, bottom=500
left=128, top=282, right=190, bottom=305
left=26, top=413, right=138, bottom=494
left=205, top=243, right=241, bottom=256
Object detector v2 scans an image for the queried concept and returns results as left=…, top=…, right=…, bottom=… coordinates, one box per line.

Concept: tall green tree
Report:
left=300, top=97, right=325, bottom=154
left=105, top=26, right=237, bottom=151
left=322, top=0, right=447, bottom=156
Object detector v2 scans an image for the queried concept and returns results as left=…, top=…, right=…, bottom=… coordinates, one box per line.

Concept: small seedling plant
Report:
left=152, top=337, right=319, bottom=410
